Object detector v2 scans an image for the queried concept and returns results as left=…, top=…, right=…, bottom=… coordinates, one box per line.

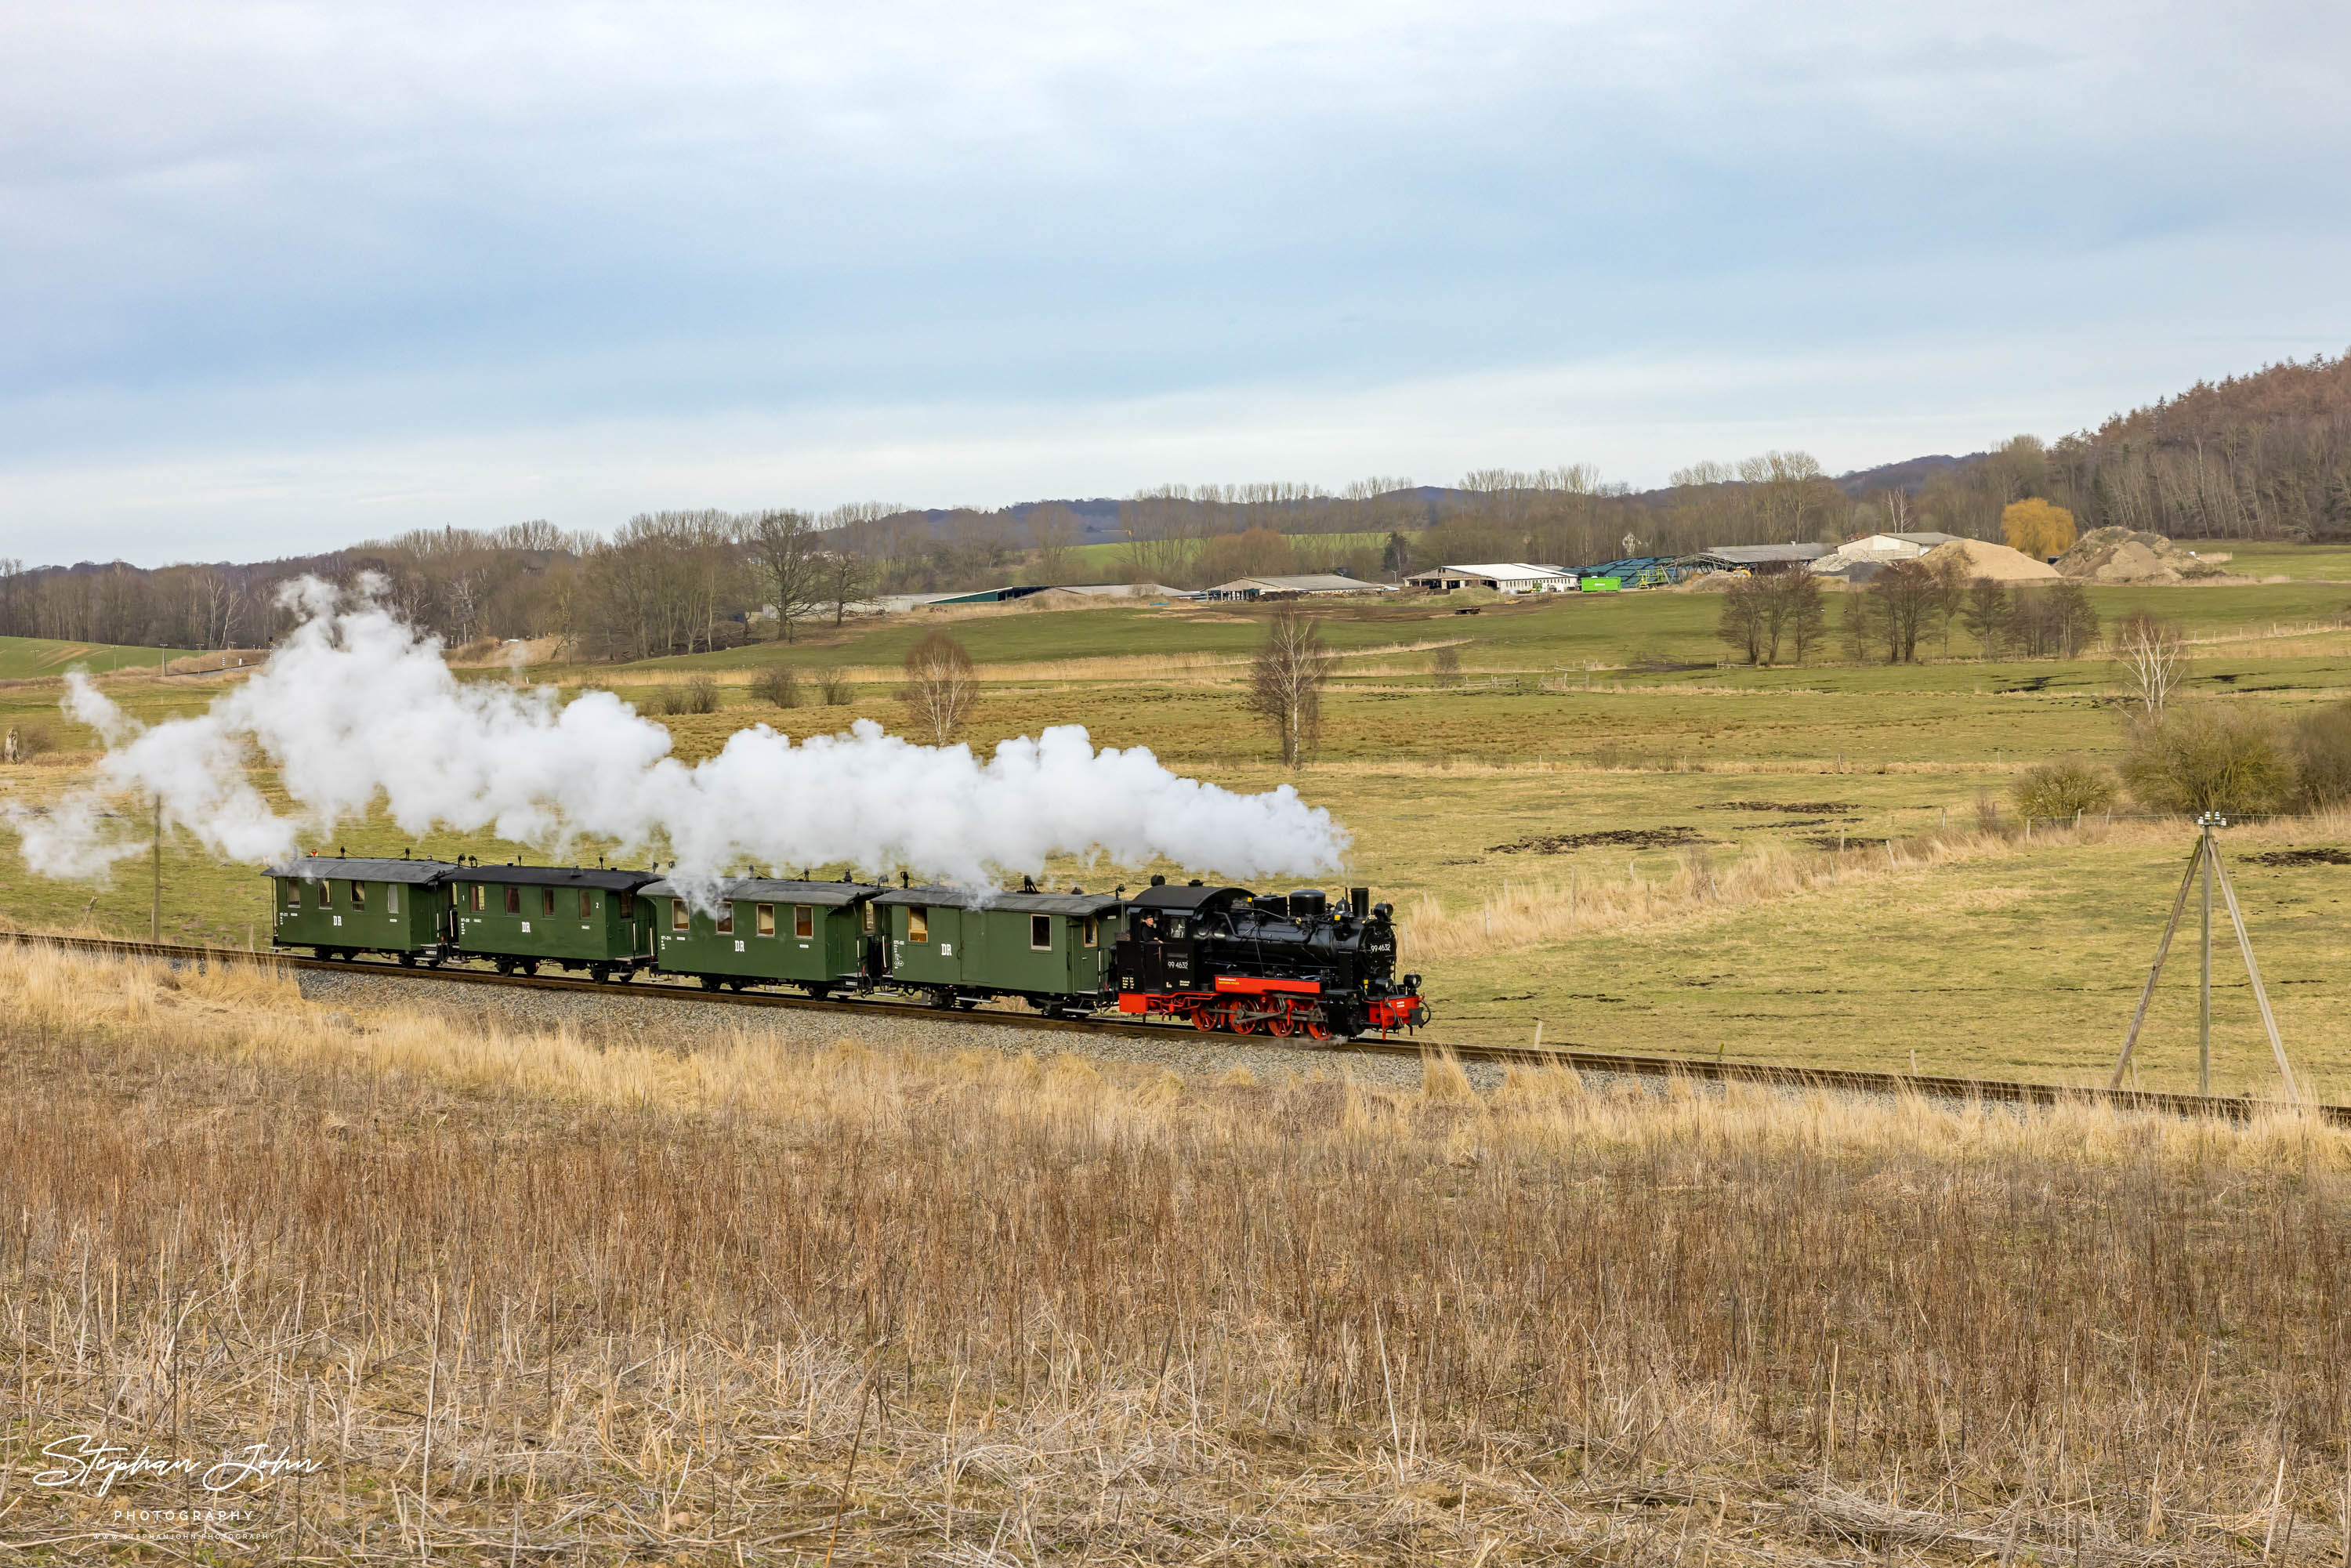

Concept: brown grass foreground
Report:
left=2, top=950, right=2349, bottom=1563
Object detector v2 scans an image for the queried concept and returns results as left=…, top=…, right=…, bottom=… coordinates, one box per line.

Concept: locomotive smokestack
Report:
left=1350, top=885, right=1371, bottom=916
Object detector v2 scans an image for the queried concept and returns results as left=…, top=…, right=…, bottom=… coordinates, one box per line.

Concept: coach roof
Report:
left=871, top=885, right=1126, bottom=916
left=267, top=856, right=457, bottom=885
left=640, top=877, right=882, bottom=907
left=441, top=863, right=659, bottom=891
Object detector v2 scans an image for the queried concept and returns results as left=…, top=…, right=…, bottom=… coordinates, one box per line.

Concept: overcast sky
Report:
left=4, top=0, right=2347, bottom=563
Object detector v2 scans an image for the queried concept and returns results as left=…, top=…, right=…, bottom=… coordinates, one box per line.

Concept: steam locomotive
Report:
left=1114, top=878, right=1425, bottom=1038
left=266, top=856, right=1428, bottom=1039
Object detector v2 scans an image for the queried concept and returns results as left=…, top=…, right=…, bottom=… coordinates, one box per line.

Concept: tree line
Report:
left=1716, top=560, right=2102, bottom=668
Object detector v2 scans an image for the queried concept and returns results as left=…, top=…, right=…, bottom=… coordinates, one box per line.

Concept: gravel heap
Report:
left=2056, top=527, right=2234, bottom=584
left=1918, top=538, right=2059, bottom=582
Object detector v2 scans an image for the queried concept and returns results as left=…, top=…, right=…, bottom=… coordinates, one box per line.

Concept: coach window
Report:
left=320, top=881, right=334, bottom=908
left=671, top=899, right=690, bottom=933
left=504, top=885, right=521, bottom=915
left=1082, top=918, right=1099, bottom=948
left=469, top=883, right=487, bottom=913
left=618, top=892, right=633, bottom=918
left=1030, top=914, right=1052, bottom=951
left=386, top=885, right=398, bottom=915
left=348, top=881, right=367, bottom=910
left=907, top=907, right=929, bottom=943
left=794, top=905, right=813, bottom=940
left=715, top=904, right=734, bottom=936
left=542, top=888, right=556, bottom=917
left=755, top=903, right=775, bottom=936
left=861, top=902, right=875, bottom=934
left=284, top=881, right=300, bottom=908
left=580, top=889, right=594, bottom=918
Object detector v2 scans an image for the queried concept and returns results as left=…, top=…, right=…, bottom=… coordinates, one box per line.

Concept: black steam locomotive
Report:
left=1113, top=878, right=1425, bottom=1039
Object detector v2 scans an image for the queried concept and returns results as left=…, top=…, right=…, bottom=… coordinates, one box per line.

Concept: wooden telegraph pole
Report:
left=2110, top=813, right=2300, bottom=1102
left=150, top=795, right=161, bottom=944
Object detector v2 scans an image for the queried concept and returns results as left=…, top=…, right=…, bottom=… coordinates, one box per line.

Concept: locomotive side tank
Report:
left=1113, top=880, right=1425, bottom=1037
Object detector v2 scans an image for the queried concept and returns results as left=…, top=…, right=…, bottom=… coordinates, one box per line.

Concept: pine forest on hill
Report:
left=5, top=348, right=2348, bottom=662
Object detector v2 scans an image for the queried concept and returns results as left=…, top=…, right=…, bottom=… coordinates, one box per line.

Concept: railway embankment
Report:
left=292, top=965, right=1487, bottom=1090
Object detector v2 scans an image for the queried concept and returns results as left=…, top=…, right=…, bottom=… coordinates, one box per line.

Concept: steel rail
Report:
left=6, top=928, right=2339, bottom=1127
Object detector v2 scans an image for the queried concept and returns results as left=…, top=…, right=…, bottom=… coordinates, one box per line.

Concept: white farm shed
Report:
left=1406, top=563, right=1577, bottom=593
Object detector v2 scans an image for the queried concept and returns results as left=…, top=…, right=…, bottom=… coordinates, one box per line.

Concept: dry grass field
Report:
left=4, top=944, right=2351, bottom=1563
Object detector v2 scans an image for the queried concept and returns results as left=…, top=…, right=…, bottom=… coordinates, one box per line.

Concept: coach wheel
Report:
left=729, top=978, right=751, bottom=992
left=615, top=967, right=636, bottom=983
left=493, top=957, right=513, bottom=976
left=589, top=962, right=610, bottom=983
left=699, top=974, right=721, bottom=991
left=517, top=959, right=538, bottom=977
left=1190, top=1005, right=1219, bottom=1031
left=397, top=951, right=415, bottom=968
left=926, top=988, right=958, bottom=1009
left=802, top=983, right=833, bottom=998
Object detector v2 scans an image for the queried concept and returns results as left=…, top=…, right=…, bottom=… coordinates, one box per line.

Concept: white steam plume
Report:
left=9, top=578, right=1349, bottom=889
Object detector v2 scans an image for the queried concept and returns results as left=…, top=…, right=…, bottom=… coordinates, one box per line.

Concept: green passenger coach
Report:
left=443, top=864, right=660, bottom=980
left=642, top=877, right=884, bottom=993
left=269, top=855, right=455, bottom=962
left=871, top=886, right=1125, bottom=1012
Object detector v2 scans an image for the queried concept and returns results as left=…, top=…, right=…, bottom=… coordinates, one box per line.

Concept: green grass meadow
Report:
left=9, top=563, right=2351, bottom=1098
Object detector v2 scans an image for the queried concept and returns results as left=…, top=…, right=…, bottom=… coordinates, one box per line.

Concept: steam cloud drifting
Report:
left=10, top=579, right=1349, bottom=889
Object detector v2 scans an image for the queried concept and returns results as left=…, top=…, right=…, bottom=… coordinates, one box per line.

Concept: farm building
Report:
left=1201, top=574, right=1394, bottom=601
left=1702, top=543, right=1828, bottom=574
left=1405, top=563, right=1577, bottom=593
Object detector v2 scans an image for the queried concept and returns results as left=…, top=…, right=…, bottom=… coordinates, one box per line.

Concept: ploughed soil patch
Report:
left=1489, top=827, right=1709, bottom=853
left=1705, top=799, right=1859, bottom=813
left=2244, top=848, right=2351, bottom=867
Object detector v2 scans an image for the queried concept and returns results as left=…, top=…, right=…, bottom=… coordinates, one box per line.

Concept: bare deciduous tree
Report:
left=1244, top=610, right=1331, bottom=767
left=820, top=550, right=875, bottom=626
left=2110, top=610, right=2190, bottom=722
left=902, top=632, right=977, bottom=744
left=741, top=509, right=824, bottom=643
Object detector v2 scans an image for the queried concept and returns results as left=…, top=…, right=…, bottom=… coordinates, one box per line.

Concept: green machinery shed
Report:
left=444, top=864, right=660, bottom=976
left=642, top=876, right=884, bottom=991
left=871, top=885, right=1125, bottom=1009
left=268, top=855, right=455, bottom=959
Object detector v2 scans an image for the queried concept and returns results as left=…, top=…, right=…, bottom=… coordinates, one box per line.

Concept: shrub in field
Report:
left=2119, top=701, right=2291, bottom=815
left=1974, top=787, right=2002, bottom=832
left=1431, top=645, right=1463, bottom=688
left=2011, top=757, right=2118, bottom=822
left=750, top=664, right=801, bottom=708
left=3, top=719, right=53, bottom=762
left=813, top=666, right=855, bottom=704
left=2291, top=698, right=2351, bottom=811
left=647, top=675, right=720, bottom=715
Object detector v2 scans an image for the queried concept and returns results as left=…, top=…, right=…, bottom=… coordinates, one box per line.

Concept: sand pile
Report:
left=2056, top=527, right=2231, bottom=584
left=1918, top=538, right=2060, bottom=582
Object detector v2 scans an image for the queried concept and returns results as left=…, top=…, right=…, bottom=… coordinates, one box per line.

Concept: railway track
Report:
left=8, top=927, right=2341, bottom=1127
